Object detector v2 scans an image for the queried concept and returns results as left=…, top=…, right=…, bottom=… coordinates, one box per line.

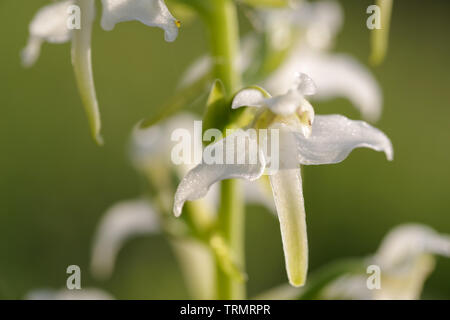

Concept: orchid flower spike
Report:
left=173, top=73, right=393, bottom=287
left=23, top=0, right=179, bottom=144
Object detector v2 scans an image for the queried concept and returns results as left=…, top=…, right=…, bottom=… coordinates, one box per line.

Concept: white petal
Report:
left=297, top=98, right=315, bottom=138
left=374, top=224, right=450, bottom=300
left=231, top=87, right=267, bottom=109
left=173, top=130, right=266, bottom=217
left=171, top=239, right=215, bottom=299
left=265, top=49, right=382, bottom=122
left=90, top=199, right=159, bottom=279
left=22, top=0, right=74, bottom=67
left=177, top=34, right=257, bottom=89
left=293, top=114, right=393, bottom=165
left=26, top=288, right=114, bottom=300
left=320, top=275, right=372, bottom=300
left=308, top=53, right=382, bottom=122
left=101, top=0, right=179, bottom=42
left=270, top=168, right=308, bottom=287
left=376, top=224, right=450, bottom=269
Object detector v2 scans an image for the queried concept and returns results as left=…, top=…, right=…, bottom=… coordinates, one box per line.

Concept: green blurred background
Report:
left=1, top=0, right=449, bottom=299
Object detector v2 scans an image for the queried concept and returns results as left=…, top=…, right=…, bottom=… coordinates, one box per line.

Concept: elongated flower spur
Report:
left=22, top=0, right=179, bottom=144
left=173, top=73, right=393, bottom=287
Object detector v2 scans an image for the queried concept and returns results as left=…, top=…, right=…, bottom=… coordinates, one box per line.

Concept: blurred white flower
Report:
left=26, top=288, right=114, bottom=300
left=22, top=0, right=179, bottom=144
left=323, top=224, right=450, bottom=300
left=23, top=0, right=179, bottom=66
left=22, top=0, right=74, bottom=67
left=178, top=0, right=382, bottom=122
left=173, top=74, right=393, bottom=287
left=90, top=116, right=217, bottom=298
left=261, top=0, right=383, bottom=122
left=132, top=113, right=201, bottom=177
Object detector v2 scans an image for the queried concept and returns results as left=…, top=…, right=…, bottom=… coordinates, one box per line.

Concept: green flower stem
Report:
left=203, top=0, right=245, bottom=299
left=205, top=0, right=240, bottom=93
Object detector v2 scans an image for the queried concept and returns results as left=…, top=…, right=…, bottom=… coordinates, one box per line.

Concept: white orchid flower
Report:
left=23, top=0, right=179, bottom=144
left=322, top=224, right=450, bottom=300
left=261, top=0, right=383, bottom=122
left=173, top=73, right=393, bottom=287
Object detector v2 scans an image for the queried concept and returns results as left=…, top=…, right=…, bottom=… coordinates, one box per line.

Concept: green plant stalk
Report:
left=204, top=0, right=245, bottom=299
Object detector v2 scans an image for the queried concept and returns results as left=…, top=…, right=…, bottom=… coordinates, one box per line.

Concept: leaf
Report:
left=207, top=79, right=227, bottom=108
